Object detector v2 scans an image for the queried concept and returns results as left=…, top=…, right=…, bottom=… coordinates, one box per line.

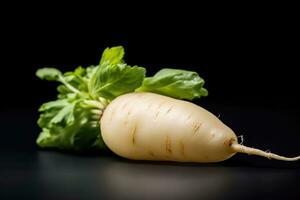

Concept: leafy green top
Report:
left=36, top=46, right=208, bottom=152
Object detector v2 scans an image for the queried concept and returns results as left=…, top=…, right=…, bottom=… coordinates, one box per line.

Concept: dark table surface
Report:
left=1, top=105, right=300, bottom=200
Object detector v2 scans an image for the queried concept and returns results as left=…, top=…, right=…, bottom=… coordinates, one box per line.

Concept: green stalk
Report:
left=58, top=75, right=85, bottom=97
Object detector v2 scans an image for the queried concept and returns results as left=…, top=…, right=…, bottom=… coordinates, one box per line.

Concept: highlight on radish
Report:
left=36, top=46, right=300, bottom=163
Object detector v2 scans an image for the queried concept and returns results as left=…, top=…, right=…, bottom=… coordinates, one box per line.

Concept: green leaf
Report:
left=137, top=68, right=208, bottom=100
left=38, top=99, right=68, bottom=129
left=49, top=103, right=74, bottom=125
left=39, top=99, right=69, bottom=112
left=64, top=73, right=88, bottom=92
left=90, top=64, right=146, bottom=100
left=36, top=68, right=62, bottom=81
left=37, top=100, right=107, bottom=151
left=37, top=99, right=75, bottom=129
left=100, top=46, right=125, bottom=65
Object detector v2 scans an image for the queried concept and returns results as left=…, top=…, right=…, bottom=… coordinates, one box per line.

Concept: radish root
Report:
left=231, top=143, right=300, bottom=161
left=237, top=135, right=244, bottom=145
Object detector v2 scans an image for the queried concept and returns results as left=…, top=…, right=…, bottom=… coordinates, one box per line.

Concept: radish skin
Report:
left=100, top=92, right=300, bottom=163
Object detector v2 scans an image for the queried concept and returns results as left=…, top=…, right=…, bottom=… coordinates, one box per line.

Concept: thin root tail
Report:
left=231, top=143, right=300, bottom=161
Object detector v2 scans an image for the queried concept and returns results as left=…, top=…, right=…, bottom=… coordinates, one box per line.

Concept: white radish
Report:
left=101, top=92, right=300, bottom=163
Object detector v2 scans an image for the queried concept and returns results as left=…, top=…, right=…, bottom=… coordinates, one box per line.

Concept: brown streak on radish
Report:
left=155, top=111, right=160, bottom=119
left=149, top=151, right=155, bottom=157
left=224, top=138, right=235, bottom=147
left=124, top=110, right=131, bottom=126
left=131, top=125, right=137, bottom=145
left=109, top=110, right=115, bottom=122
left=186, top=113, right=192, bottom=121
left=228, top=138, right=236, bottom=146
left=122, top=102, right=129, bottom=111
left=192, top=123, right=202, bottom=135
left=165, top=136, right=172, bottom=154
left=166, top=106, right=173, bottom=114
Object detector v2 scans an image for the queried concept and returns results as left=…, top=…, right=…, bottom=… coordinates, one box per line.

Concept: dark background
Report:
left=1, top=4, right=300, bottom=200
left=4, top=24, right=300, bottom=109
left=2, top=5, right=300, bottom=109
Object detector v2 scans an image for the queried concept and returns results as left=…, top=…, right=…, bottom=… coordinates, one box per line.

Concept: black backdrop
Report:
left=3, top=10, right=300, bottom=110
